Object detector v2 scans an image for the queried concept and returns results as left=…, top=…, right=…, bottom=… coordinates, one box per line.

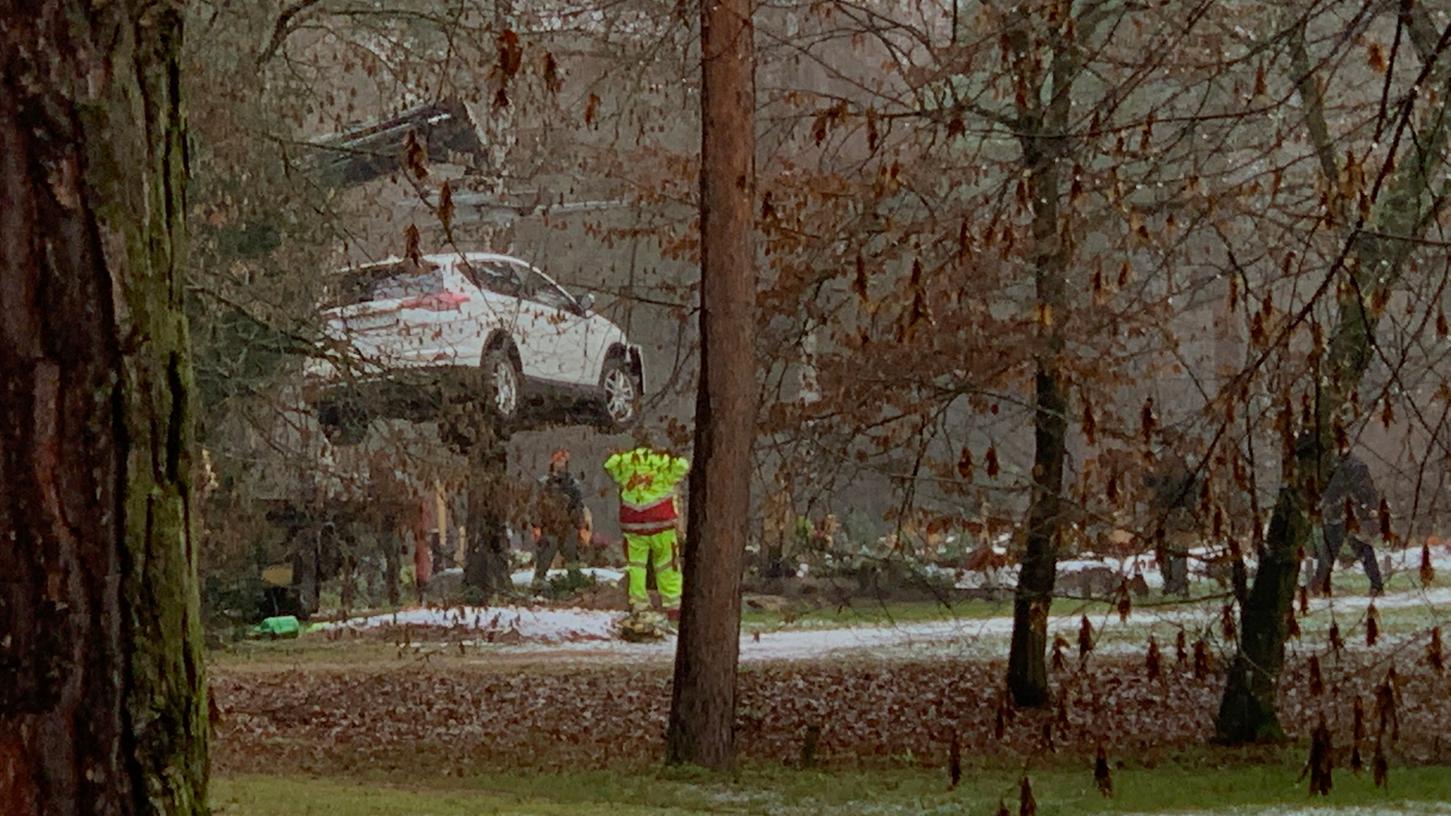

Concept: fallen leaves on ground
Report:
left=210, top=652, right=1451, bottom=776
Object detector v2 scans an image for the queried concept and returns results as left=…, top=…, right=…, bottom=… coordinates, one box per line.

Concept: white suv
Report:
left=305, top=252, right=644, bottom=443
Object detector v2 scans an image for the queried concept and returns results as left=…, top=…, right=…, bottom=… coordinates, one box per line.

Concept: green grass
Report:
left=213, top=755, right=1451, bottom=815
left=742, top=597, right=1125, bottom=631
left=741, top=598, right=1011, bottom=630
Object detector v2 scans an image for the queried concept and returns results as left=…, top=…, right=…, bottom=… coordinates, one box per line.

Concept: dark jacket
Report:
left=1146, top=453, right=1198, bottom=532
left=539, top=469, right=585, bottom=521
left=1321, top=454, right=1377, bottom=532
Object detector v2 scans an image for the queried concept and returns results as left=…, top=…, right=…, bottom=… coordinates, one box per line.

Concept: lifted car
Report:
left=306, top=252, right=644, bottom=444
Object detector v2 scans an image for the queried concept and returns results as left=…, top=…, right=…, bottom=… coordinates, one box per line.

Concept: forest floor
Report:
left=209, top=566, right=1451, bottom=814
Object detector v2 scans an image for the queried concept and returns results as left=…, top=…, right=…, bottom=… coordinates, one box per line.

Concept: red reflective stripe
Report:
left=401, top=291, right=469, bottom=311
left=621, top=521, right=676, bottom=535
left=619, top=497, right=676, bottom=535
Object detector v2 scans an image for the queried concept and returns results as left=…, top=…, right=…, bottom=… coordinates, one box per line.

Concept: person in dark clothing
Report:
left=1145, top=431, right=1197, bottom=598
left=1314, top=453, right=1383, bottom=595
left=531, top=448, right=588, bottom=587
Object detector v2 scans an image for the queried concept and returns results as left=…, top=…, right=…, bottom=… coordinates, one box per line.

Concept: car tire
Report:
left=483, top=345, right=523, bottom=424
left=598, top=355, right=642, bottom=432
left=442, top=344, right=521, bottom=451
left=318, top=399, right=369, bottom=446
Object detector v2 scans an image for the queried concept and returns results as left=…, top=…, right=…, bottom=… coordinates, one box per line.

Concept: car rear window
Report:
left=326, top=261, right=444, bottom=307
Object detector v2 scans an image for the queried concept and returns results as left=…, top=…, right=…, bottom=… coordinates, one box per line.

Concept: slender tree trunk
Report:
left=665, top=0, right=757, bottom=770
left=1004, top=22, right=1075, bottom=707
left=0, top=3, right=208, bottom=814
left=384, top=529, right=403, bottom=607
left=1006, top=144, right=1069, bottom=708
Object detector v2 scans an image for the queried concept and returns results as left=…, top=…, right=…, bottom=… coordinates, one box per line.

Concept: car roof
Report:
left=341, top=252, right=540, bottom=272
left=333, top=252, right=571, bottom=293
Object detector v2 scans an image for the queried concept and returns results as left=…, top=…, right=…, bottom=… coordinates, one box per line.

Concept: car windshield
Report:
left=517, top=267, right=575, bottom=311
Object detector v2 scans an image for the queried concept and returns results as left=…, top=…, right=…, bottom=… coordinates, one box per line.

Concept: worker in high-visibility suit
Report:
left=604, top=446, right=689, bottom=619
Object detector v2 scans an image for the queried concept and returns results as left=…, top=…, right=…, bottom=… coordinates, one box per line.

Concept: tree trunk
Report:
left=1007, top=364, right=1067, bottom=708
left=384, top=530, right=402, bottom=607
left=0, top=3, right=208, bottom=814
left=1004, top=34, right=1074, bottom=708
left=1216, top=10, right=1451, bottom=742
left=665, top=0, right=757, bottom=771
left=1216, top=482, right=1314, bottom=742
left=463, top=427, right=512, bottom=599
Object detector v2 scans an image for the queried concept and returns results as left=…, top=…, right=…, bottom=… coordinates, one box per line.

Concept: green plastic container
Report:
left=252, top=615, right=301, bottom=639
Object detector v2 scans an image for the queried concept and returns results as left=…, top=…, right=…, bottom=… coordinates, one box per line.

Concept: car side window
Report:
left=464, top=261, right=523, bottom=297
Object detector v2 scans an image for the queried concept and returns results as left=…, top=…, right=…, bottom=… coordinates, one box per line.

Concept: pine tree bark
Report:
left=0, top=2, right=208, bottom=814
left=665, top=0, right=756, bottom=770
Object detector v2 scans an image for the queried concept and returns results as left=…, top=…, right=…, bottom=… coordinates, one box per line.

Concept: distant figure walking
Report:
left=1314, top=453, right=1383, bottom=595
left=1145, top=431, right=1197, bottom=598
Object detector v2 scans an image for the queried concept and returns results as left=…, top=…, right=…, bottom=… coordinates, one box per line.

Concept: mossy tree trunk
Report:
left=0, top=2, right=207, bottom=814
left=1216, top=10, right=1451, bottom=742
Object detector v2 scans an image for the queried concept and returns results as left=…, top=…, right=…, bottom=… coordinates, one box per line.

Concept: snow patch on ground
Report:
left=508, top=567, right=625, bottom=586
left=323, top=605, right=620, bottom=643
left=1309, top=585, right=1451, bottom=612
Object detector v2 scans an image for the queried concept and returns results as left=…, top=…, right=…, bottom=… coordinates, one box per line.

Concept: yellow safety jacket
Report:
left=604, top=447, right=690, bottom=535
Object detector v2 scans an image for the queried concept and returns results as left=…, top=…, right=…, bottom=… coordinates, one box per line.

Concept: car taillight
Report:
left=402, top=291, right=469, bottom=311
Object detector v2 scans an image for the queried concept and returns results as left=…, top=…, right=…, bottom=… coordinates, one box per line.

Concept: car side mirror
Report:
left=576, top=292, right=595, bottom=313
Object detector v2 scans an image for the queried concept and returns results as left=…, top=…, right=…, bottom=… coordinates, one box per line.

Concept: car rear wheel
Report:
left=599, top=356, right=641, bottom=431
left=485, top=347, right=521, bottom=422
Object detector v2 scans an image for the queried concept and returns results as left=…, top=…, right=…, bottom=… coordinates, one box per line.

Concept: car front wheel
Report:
left=441, top=346, right=521, bottom=452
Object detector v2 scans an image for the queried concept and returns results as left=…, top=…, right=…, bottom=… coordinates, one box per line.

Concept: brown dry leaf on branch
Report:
left=402, top=130, right=428, bottom=180
left=948, top=730, right=961, bottom=789
left=1305, top=718, right=1334, bottom=796
left=1193, top=639, right=1212, bottom=679
left=1353, top=695, right=1366, bottom=744
left=1094, top=743, right=1113, bottom=797
left=1078, top=616, right=1094, bottom=661
left=1373, top=739, right=1389, bottom=789
left=437, top=181, right=454, bottom=231
left=1220, top=604, right=1237, bottom=641
left=1375, top=670, right=1400, bottom=741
